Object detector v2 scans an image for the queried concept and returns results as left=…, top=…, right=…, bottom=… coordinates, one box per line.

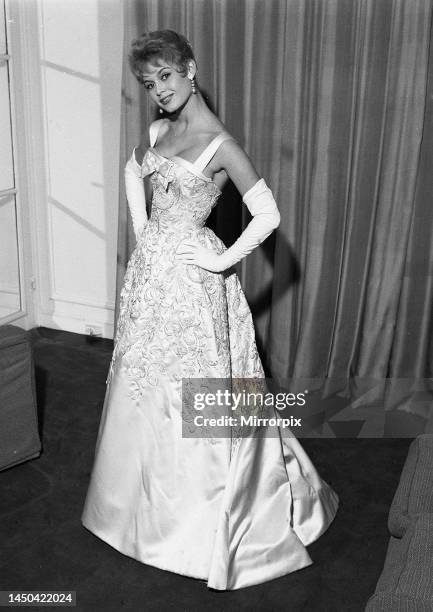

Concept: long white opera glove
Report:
left=175, top=178, right=280, bottom=272
left=124, top=149, right=147, bottom=239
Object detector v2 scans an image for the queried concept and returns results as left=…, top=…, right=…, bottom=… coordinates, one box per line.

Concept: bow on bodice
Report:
left=140, top=149, right=176, bottom=191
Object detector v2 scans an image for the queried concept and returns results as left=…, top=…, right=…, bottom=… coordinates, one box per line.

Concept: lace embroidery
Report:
left=139, top=148, right=176, bottom=190
left=108, top=149, right=265, bottom=450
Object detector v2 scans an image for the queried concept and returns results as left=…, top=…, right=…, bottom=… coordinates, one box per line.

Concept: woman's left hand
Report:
left=175, top=239, right=224, bottom=272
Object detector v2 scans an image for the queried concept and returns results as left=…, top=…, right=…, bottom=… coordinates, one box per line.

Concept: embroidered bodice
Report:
left=136, top=130, right=233, bottom=238
left=108, top=125, right=264, bottom=392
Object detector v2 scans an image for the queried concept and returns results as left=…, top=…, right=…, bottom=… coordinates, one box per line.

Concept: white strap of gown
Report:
left=149, top=121, right=234, bottom=172
left=193, top=133, right=234, bottom=172
left=149, top=119, right=165, bottom=147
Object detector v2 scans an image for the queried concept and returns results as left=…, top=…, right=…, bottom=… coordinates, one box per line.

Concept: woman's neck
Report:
left=166, top=91, right=209, bottom=131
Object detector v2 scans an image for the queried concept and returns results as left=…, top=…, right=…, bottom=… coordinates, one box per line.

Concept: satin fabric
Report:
left=82, top=367, right=338, bottom=590
left=82, top=124, right=339, bottom=589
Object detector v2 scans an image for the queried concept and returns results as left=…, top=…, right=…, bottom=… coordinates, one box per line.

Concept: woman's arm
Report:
left=124, top=148, right=147, bottom=238
left=175, top=139, right=281, bottom=272
left=133, top=122, right=154, bottom=166
left=124, top=122, right=158, bottom=238
left=133, top=144, right=146, bottom=167
left=212, top=138, right=261, bottom=196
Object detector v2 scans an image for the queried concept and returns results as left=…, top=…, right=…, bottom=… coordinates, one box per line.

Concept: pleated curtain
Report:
left=117, top=0, right=433, bottom=432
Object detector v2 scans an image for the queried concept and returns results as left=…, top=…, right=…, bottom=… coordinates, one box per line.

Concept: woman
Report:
left=82, top=30, right=338, bottom=590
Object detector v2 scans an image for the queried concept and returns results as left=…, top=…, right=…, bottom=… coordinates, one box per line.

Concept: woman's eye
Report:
left=161, top=73, right=170, bottom=80
left=144, top=83, right=154, bottom=90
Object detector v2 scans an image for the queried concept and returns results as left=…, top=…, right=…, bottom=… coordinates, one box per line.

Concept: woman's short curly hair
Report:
left=129, top=30, right=195, bottom=85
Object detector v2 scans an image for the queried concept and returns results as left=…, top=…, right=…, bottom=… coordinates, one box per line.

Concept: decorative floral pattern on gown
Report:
left=107, top=145, right=263, bottom=397
left=82, top=128, right=339, bottom=590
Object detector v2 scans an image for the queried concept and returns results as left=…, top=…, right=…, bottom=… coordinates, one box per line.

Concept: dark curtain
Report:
left=117, top=0, right=433, bottom=435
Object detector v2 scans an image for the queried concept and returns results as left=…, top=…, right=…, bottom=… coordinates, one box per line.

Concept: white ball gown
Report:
left=81, top=119, right=339, bottom=590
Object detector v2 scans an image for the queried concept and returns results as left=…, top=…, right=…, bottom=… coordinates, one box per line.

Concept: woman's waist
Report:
left=137, top=221, right=226, bottom=252
left=146, top=217, right=210, bottom=236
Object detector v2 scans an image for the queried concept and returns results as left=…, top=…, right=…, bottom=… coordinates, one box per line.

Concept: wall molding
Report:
left=6, top=0, right=50, bottom=329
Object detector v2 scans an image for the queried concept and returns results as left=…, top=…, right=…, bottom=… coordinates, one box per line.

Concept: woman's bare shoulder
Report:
left=196, top=112, right=227, bottom=139
left=212, top=138, right=260, bottom=195
left=212, top=137, right=246, bottom=168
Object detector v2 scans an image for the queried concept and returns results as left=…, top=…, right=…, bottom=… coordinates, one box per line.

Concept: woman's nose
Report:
left=155, top=81, right=165, bottom=96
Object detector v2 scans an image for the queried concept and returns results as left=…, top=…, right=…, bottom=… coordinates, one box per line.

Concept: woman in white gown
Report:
left=82, top=29, right=338, bottom=590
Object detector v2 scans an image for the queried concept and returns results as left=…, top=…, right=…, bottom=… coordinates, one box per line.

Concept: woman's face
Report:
left=141, top=59, right=193, bottom=113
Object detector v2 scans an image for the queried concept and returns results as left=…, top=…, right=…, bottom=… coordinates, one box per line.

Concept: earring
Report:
left=189, top=75, right=197, bottom=94
left=159, top=107, right=163, bottom=114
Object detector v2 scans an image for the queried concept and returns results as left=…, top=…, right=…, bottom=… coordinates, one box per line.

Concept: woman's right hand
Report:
left=174, top=239, right=226, bottom=272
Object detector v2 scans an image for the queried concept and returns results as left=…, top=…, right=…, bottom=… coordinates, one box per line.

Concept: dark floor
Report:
left=0, top=327, right=413, bottom=611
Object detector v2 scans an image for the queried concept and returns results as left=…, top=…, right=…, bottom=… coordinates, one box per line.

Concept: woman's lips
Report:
left=160, top=94, right=173, bottom=105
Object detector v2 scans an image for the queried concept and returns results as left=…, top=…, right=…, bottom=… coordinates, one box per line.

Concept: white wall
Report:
left=35, top=0, right=123, bottom=338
